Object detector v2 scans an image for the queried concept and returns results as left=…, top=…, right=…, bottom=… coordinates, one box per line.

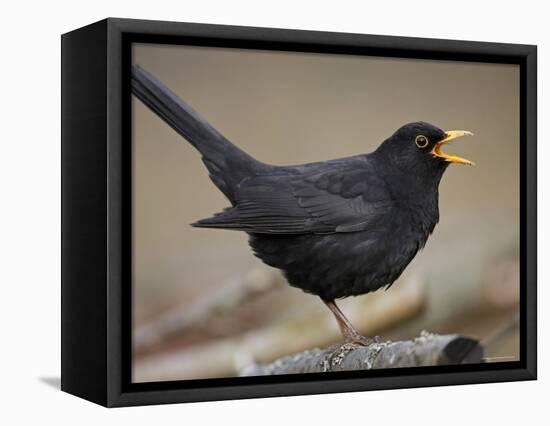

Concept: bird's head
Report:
left=375, top=122, right=474, bottom=180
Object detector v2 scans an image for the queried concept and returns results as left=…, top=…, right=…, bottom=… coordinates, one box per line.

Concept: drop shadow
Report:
left=38, top=376, right=61, bottom=390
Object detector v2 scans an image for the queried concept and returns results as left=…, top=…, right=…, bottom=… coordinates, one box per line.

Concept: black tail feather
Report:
left=131, top=65, right=268, bottom=202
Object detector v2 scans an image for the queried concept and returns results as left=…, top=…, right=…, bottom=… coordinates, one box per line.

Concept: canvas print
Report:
left=131, top=43, right=520, bottom=383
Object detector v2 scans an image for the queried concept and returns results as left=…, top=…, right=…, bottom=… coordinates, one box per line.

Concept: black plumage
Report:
left=132, top=65, right=473, bottom=345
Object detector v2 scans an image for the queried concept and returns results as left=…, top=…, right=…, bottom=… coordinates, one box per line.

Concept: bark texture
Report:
left=241, top=331, right=483, bottom=376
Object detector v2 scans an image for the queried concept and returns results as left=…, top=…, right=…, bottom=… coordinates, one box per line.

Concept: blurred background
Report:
left=131, top=43, right=519, bottom=382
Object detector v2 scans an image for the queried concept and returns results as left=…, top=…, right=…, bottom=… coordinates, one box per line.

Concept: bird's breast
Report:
left=248, top=206, right=436, bottom=300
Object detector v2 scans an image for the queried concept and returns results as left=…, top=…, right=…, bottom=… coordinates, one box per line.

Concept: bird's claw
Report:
left=344, top=332, right=380, bottom=346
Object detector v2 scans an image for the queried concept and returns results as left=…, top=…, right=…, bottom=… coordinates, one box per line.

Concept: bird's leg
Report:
left=322, top=299, right=373, bottom=346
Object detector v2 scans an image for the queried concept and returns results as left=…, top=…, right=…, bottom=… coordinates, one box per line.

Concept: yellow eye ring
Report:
left=415, top=135, right=429, bottom=148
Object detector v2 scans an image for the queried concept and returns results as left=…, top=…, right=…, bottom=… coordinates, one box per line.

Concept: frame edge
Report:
left=61, top=19, right=110, bottom=407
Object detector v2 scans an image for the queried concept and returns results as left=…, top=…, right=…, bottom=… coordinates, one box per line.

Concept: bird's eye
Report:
left=415, top=135, right=429, bottom=148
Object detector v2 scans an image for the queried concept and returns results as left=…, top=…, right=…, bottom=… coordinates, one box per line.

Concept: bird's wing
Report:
left=192, top=162, right=395, bottom=234
left=292, top=167, right=394, bottom=233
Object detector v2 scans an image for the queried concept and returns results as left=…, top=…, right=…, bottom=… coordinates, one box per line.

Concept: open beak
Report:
left=432, top=130, right=474, bottom=165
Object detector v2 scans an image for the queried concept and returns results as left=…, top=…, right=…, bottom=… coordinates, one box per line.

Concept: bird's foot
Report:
left=343, top=331, right=381, bottom=346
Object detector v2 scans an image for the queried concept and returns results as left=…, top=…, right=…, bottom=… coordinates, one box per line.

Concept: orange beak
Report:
left=432, top=130, right=475, bottom=165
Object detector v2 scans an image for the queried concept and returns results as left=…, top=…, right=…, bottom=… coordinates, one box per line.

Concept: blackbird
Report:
left=132, top=65, right=474, bottom=345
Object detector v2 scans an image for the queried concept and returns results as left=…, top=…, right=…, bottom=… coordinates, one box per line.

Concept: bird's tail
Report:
left=131, top=65, right=268, bottom=203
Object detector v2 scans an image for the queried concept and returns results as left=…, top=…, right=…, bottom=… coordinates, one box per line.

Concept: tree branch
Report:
left=134, top=267, right=282, bottom=352
left=241, top=331, right=483, bottom=376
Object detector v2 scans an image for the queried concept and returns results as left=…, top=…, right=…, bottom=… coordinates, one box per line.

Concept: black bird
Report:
left=132, top=65, right=474, bottom=345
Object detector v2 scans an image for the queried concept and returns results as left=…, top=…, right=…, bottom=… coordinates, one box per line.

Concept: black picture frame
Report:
left=61, top=17, right=537, bottom=407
